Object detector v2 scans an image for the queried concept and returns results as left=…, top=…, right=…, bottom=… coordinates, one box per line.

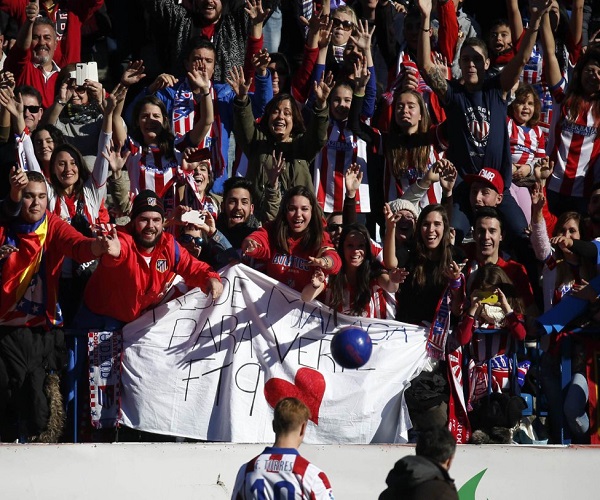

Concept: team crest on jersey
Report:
left=156, top=259, right=168, bottom=273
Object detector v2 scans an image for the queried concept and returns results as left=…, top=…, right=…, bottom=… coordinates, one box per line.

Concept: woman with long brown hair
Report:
left=241, top=186, right=341, bottom=292
left=384, top=204, right=464, bottom=326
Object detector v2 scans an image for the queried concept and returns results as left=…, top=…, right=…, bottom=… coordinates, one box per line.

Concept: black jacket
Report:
left=379, top=455, right=458, bottom=500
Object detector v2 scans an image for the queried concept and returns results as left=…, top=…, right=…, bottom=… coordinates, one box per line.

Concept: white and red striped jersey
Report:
left=125, top=136, right=183, bottom=199
left=521, top=43, right=572, bottom=137
left=507, top=117, right=546, bottom=166
left=232, top=447, right=334, bottom=500
left=546, top=80, right=600, bottom=198
left=314, top=122, right=370, bottom=213
left=383, top=147, right=444, bottom=208
left=326, top=278, right=396, bottom=319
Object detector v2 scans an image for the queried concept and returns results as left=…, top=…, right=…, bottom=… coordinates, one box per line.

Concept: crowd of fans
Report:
left=0, top=0, right=599, bottom=446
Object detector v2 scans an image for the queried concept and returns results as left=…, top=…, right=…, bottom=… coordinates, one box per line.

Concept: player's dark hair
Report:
left=416, top=427, right=456, bottom=464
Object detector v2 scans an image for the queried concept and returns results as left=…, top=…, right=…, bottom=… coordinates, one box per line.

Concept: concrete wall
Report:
left=0, top=443, right=598, bottom=499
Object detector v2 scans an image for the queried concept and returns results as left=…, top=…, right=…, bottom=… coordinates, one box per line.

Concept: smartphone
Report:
left=181, top=210, right=206, bottom=226
left=75, top=62, right=98, bottom=86
left=474, top=290, right=498, bottom=305
left=187, top=148, right=211, bottom=163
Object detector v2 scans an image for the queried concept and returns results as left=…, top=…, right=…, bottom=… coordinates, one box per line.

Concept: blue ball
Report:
left=331, top=326, right=373, bottom=369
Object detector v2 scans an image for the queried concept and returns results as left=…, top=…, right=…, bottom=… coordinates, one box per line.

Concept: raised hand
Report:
left=9, top=165, right=28, bottom=193
left=148, top=73, right=177, bottom=94
left=0, top=71, right=15, bottom=90
left=529, top=0, right=553, bottom=16
left=350, top=19, right=374, bottom=53
left=102, top=141, right=131, bottom=176
left=531, top=182, right=545, bottom=212
left=245, top=0, right=271, bottom=25
left=435, top=159, right=457, bottom=195
left=120, top=60, right=146, bottom=88
left=84, top=79, right=104, bottom=104
left=188, top=67, right=211, bottom=94
left=389, top=267, right=409, bottom=284
left=314, top=71, right=334, bottom=108
left=353, top=54, right=370, bottom=90
left=345, top=163, right=363, bottom=199
left=226, top=66, right=252, bottom=98
left=266, top=150, right=285, bottom=188
left=533, top=156, right=554, bottom=184
left=512, top=163, right=531, bottom=181
left=316, top=17, right=333, bottom=50
left=383, top=202, right=401, bottom=229
left=104, top=84, right=127, bottom=115
left=0, top=87, right=19, bottom=117
left=252, top=48, right=271, bottom=77
left=417, top=0, right=433, bottom=17
left=25, top=0, right=39, bottom=22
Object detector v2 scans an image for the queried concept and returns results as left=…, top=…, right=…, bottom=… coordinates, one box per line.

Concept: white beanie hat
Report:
left=388, top=199, right=420, bottom=219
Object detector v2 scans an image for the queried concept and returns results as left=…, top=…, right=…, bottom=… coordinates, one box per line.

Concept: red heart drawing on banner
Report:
left=264, top=368, right=326, bottom=425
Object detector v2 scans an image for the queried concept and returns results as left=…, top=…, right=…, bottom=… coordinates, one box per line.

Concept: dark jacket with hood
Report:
left=379, top=455, right=458, bottom=500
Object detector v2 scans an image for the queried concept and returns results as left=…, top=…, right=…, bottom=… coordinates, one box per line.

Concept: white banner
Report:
left=119, top=264, right=429, bottom=444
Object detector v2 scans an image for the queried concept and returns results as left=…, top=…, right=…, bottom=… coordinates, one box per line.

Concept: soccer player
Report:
left=231, top=397, right=334, bottom=500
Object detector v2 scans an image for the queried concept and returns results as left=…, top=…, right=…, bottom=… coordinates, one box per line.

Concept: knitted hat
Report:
left=130, top=190, right=164, bottom=220
left=388, top=199, right=420, bottom=219
left=465, top=168, right=504, bottom=193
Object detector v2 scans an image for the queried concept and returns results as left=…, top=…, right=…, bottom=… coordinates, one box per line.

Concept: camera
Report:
left=69, top=62, right=99, bottom=86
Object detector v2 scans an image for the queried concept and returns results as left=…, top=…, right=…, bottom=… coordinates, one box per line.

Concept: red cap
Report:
left=465, top=168, right=504, bottom=193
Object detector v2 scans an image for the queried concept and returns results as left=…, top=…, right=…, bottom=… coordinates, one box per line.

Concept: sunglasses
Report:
left=179, top=234, right=203, bottom=246
left=23, top=105, right=42, bottom=114
left=326, top=223, right=344, bottom=232
left=332, top=18, right=354, bottom=31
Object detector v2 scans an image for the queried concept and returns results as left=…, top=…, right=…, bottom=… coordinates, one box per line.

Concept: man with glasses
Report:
left=15, top=85, right=43, bottom=132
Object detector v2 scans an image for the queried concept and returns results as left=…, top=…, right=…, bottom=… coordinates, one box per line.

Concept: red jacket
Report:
left=84, top=227, right=221, bottom=323
left=0, top=211, right=96, bottom=327
left=1, top=0, right=103, bottom=66
left=5, top=44, right=60, bottom=109
left=247, top=224, right=342, bottom=292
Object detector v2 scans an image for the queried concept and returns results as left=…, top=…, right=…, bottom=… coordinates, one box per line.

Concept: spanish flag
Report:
left=0, top=214, right=53, bottom=325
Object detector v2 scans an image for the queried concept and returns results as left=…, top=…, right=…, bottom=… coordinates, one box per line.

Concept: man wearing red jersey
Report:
left=232, top=397, right=334, bottom=500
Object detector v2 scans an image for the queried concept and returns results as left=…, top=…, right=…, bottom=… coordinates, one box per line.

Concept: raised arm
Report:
left=186, top=67, right=213, bottom=147
left=92, top=85, right=127, bottom=189
left=569, top=0, right=584, bottom=50
left=113, top=60, right=147, bottom=148
left=500, top=0, right=552, bottom=94
left=417, top=0, right=448, bottom=100
left=382, top=203, right=399, bottom=269
left=539, top=10, right=562, bottom=88
left=506, top=0, right=524, bottom=42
